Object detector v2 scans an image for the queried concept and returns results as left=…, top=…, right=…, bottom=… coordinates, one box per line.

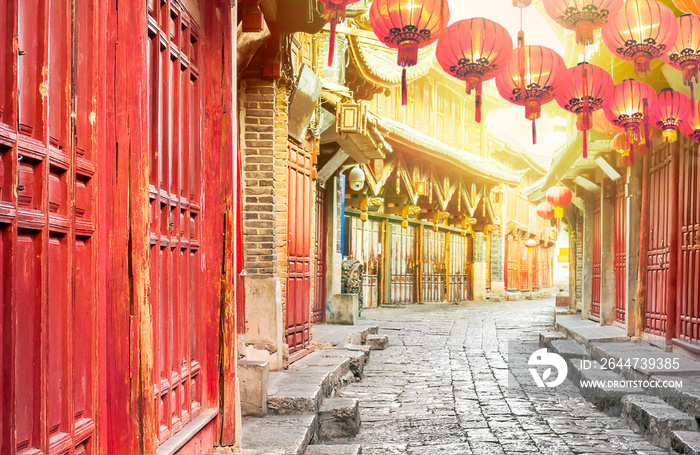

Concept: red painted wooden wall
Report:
left=505, top=235, right=519, bottom=291
left=313, top=184, right=327, bottom=323
left=1, top=0, right=236, bottom=453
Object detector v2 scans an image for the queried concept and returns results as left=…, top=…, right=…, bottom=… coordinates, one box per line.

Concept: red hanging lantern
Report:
left=650, top=88, right=692, bottom=143
left=592, top=108, right=624, bottom=134
left=322, top=0, right=362, bottom=66
left=525, top=238, right=538, bottom=252
left=546, top=186, right=573, bottom=219
left=555, top=63, right=614, bottom=158
left=536, top=201, right=555, bottom=220
left=662, top=15, right=700, bottom=102
left=601, top=0, right=678, bottom=76
left=680, top=100, right=700, bottom=142
left=613, top=132, right=633, bottom=167
left=370, top=0, right=450, bottom=106
left=543, top=0, right=624, bottom=45
left=436, top=18, right=512, bottom=123
left=602, top=79, right=657, bottom=164
left=673, top=0, right=700, bottom=15
left=495, top=45, right=566, bottom=144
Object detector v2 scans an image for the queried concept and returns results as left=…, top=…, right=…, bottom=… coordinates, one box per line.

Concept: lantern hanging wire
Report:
left=323, top=0, right=362, bottom=66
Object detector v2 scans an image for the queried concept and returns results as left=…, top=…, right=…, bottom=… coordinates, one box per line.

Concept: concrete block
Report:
left=621, top=394, right=699, bottom=448
left=548, top=339, right=586, bottom=360
left=239, top=414, right=317, bottom=455
left=365, top=334, right=388, bottom=350
left=238, top=360, right=269, bottom=417
left=367, top=326, right=379, bottom=335
left=321, top=349, right=368, bottom=379
left=315, top=398, right=361, bottom=442
left=671, top=430, right=700, bottom=455
left=326, top=294, right=359, bottom=325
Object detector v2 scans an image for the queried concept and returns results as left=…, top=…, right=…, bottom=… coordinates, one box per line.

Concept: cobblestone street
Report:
left=339, top=299, right=663, bottom=455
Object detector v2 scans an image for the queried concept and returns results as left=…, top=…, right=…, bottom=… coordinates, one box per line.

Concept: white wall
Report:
left=553, top=228, right=570, bottom=290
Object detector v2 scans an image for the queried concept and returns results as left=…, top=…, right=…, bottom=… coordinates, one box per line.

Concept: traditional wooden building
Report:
left=1, top=0, right=238, bottom=454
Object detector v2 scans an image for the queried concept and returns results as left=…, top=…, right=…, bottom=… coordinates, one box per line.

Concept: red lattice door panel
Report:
left=614, top=180, right=627, bottom=323
left=389, top=223, right=415, bottom=305
left=646, top=147, right=672, bottom=337
left=1, top=1, right=98, bottom=454
left=506, top=235, right=519, bottom=291
left=519, top=241, right=529, bottom=291
left=349, top=217, right=381, bottom=308
left=313, top=184, right=327, bottom=323
left=539, top=247, right=551, bottom=288
left=286, top=142, right=313, bottom=354
left=592, top=199, right=602, bottom=318
left=448, top=233, right=472, bottom=302
left=529, top=247, right=540, bottom=291
left=679, top=144, right=700, bottom=341
left=146, top=3, right=204, bottom=445
left=422, top=229, right=447, bottom=302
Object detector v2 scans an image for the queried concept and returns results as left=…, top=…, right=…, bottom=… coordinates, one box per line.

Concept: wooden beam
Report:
left=573, top=175, right=601, bottom=193
left=594, top=156, right=622, bottom=181
left=336, top=134, right=370, bottom=164
left=317, top=148, right=349, bottom=186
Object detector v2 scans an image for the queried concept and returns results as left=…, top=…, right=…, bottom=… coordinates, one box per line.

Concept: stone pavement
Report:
left=339, top=299, right=666, bottom=455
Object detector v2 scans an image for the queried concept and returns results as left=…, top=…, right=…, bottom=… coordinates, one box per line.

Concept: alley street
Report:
left=340, top=299, right=662, bottom=455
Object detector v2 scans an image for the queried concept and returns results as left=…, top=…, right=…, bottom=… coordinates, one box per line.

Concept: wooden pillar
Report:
left=635, top=152, right=652, bottom=338
left=416, top=224, right=423, bottom=303
left=380, top=219, right=389, bottom=305
left=626, top=156, right=642, bottom=336
left=666, top=140, right=681, bottom=343
left=568, top=210, right=578, bottom=313
left=445, top=231, right=451, bottom=301
left=582, top=194, right=594, bottom=320
left=600, top=180, right=616, bottom=325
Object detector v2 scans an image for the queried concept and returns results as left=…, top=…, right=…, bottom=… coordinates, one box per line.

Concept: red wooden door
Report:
left=539, top=247, right=551, bottom=288
left=592, top=199, right=602, bottom=318
left=614, top=180, right=627, bottom=323
left=519, top=241, right=529, bottom=291
left=313, top=184, right=327, bottom=323
left=390, top=223, right=415, bottom=305
left=529, top=247, right=540, bottom=291
left=506, top=235, right=519, bottom=291
left=646, top=147, right=672, bottom=336
left=1, top=1, right=99, bottom=454
left=422, top=229, right=447, bottom=302
left=448, top=233, right=473, bottom=301
left=349, top=217, right=381, bottom=308
left=679, top=143, right=700, bottom=341
left=286, top=142, right=313, bottom=355
left=146, top=4, right=204, bottom=445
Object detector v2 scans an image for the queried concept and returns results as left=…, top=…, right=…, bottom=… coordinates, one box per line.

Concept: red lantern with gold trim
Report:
left=323, top=0, right=362, bottom=66
left=651, top=88, right=692, bottom=143
left=543, top=0, right=624, bottom=45
left=536, top=201, right=555, bottom=220
left=555, top=62, right=614, bottom=158
left=601, top=0, right=678, bottom=76
left=436, top=18, right=513, bottom=123
left=662, top=15, right=700, bottom=102
left=673, top=0, right=700, bottom=16
left=680, top=101, right=700, bottom=142
left=546, top=186, right=573, bottom=219
left=602, top=79, right=657, bottom=164
left=495, top=45, right=566, bottom=144
left=370, top=0, right=450, bottom=105
left=525, top=238, right=538, bottom=252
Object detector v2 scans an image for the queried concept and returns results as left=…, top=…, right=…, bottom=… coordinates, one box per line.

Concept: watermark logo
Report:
left=528, top=348, right=568, bottom=388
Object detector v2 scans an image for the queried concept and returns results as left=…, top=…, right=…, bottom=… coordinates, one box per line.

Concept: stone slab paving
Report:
left=339, top=299, right=663, bottom=455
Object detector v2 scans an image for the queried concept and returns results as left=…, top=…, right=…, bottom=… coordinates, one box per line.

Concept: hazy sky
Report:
left=446, top=0, right=569, bottom=158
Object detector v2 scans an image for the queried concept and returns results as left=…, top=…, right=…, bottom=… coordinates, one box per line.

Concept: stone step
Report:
left=539, top=330, right=565, bottom=348
left=621, top=394, right=699, bottom=449
left=238, top=360, right=269, bottom=417
left=547, top=339, right=586, bottom=361
left=314, top=398, right=361, bottom=442
left=320, top=349, right=369, bottom=379
left=239, top=414, right=317, bottom=455
left=590, top=342, right=700, bottom=381
left=671, top=430, right=700, bottom=455
left=305, top=444, right=362, bottom=455
left=267, top=356, right=351, bottom=415
left=365, top=334, right=388, bottom=350
left=648, top=376, right=700, bottom=419
left=570, top=360, right=644, bottom=416
left=366, top=326, right=379, bottom=335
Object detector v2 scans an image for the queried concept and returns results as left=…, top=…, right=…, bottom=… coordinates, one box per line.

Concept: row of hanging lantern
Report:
left=363, top=0, right=700, bottom=158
